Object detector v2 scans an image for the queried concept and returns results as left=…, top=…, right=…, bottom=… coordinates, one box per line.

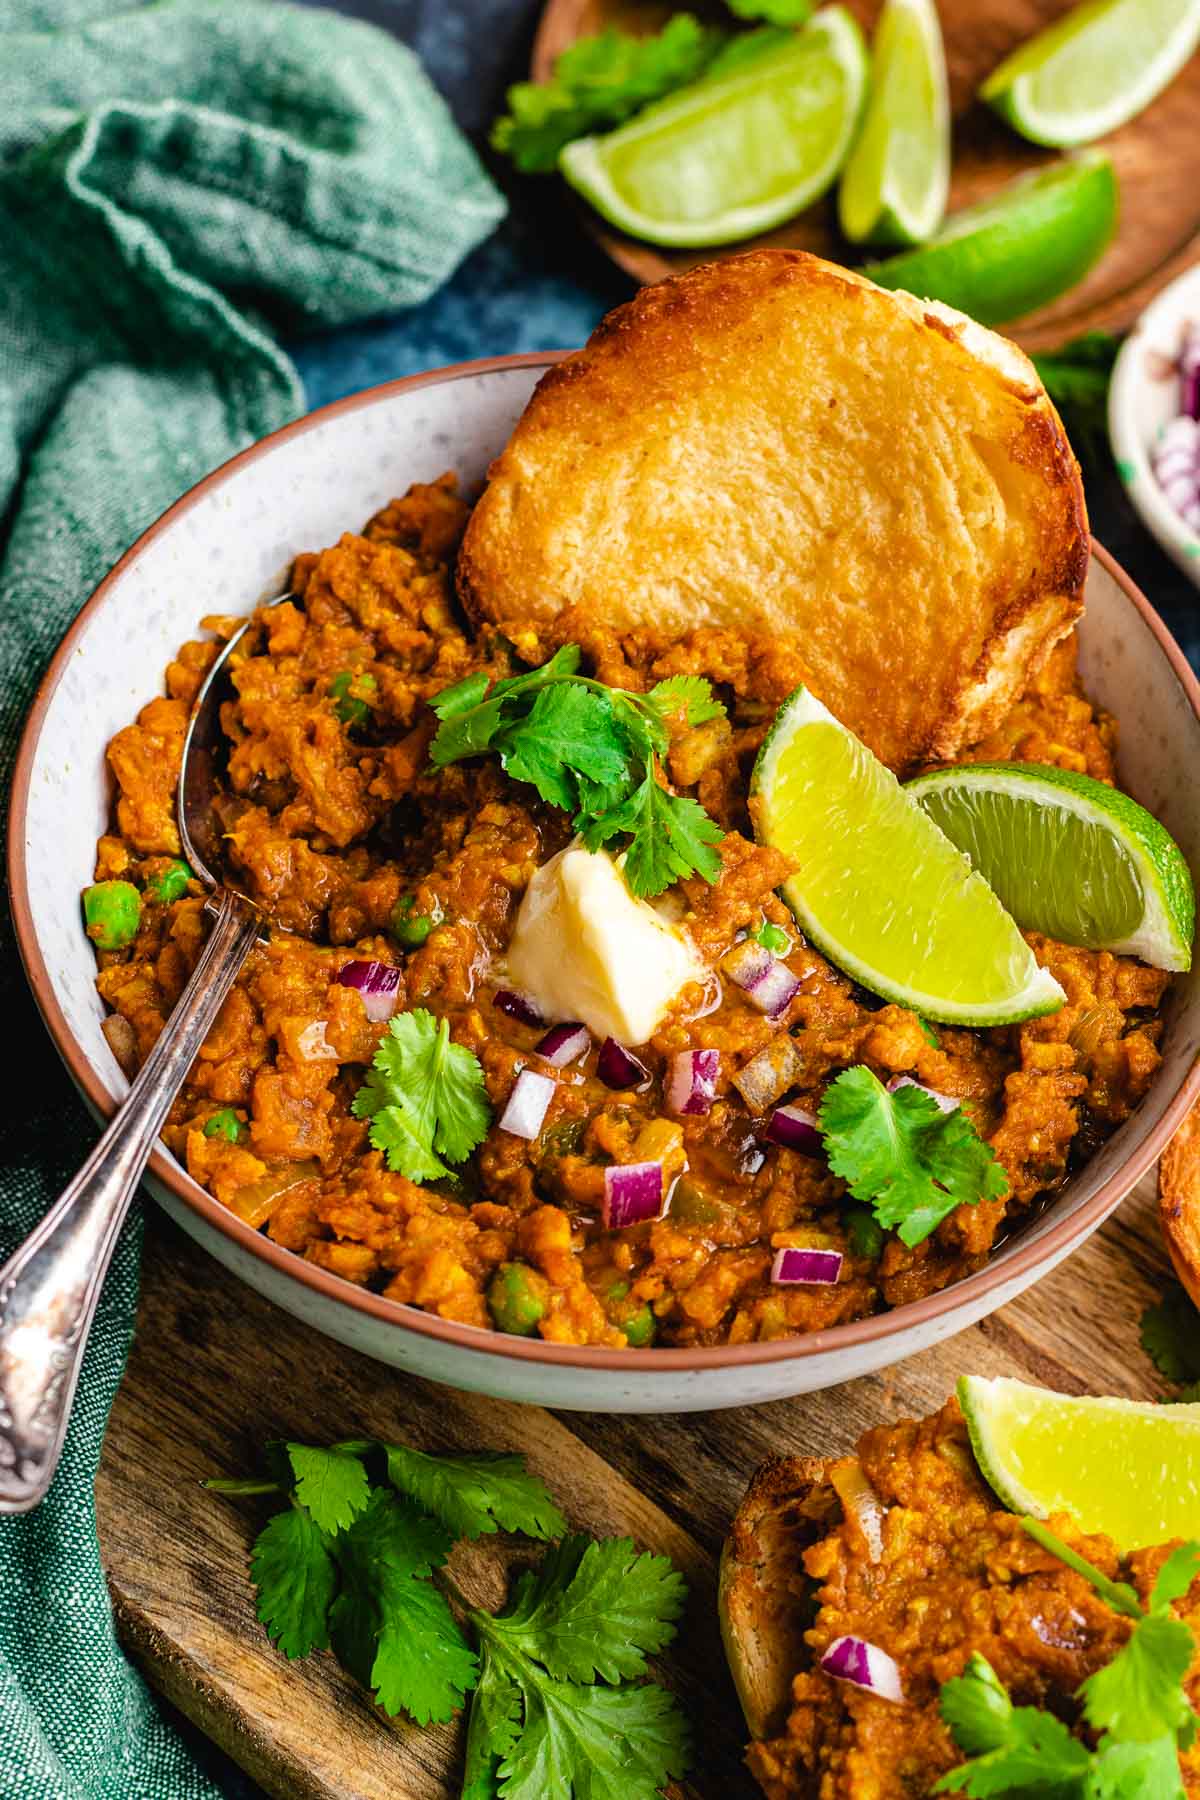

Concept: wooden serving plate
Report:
left=532, top=0, right=1200, bottom=352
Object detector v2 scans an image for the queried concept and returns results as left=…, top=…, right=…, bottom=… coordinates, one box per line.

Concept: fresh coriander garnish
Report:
left=1141, top=1284, right=1200, bottom=1396
left=917, top=1016, right=940, bottom=1049
left=208, top=1438, right=691, bottom=1797
left=819, top=1066, right=1007, bottom=1247
left=352, top=1009, right=490, bottom=1184
left=329, top=669, right=377, bottom=729
left=428, top=648, right=725, bottom=900
left=936, top=1521, right=1200, bottom=1797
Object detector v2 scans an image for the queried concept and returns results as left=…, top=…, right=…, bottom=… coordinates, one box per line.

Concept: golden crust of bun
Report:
left=1160, top=1100, right=1200, bottom=1314
left=717, top=1452, right=839, bottom=1743
left=458, top=250, right=1089, bottom=772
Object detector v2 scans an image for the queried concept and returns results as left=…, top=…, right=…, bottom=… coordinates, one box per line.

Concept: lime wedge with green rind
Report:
left=959, top=1375, right=1200, bottom=1550
left=750, top=686, right=1066, bottom=1025
left=838, top=0, right=950, bottom=247
left=863, top=153, right=1118, bottom=326
left=906, top=761, right=1194, bottom=972
left=981, top=0, right=1200, bottom=150
left=559, top=8, right=868, bottom=249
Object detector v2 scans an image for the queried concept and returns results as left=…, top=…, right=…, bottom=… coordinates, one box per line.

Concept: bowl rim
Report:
left=10, top=350, right=1200, bottom=1376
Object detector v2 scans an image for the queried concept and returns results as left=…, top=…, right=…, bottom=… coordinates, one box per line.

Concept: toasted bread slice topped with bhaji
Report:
left=458, top=250, right=1089, bottom=773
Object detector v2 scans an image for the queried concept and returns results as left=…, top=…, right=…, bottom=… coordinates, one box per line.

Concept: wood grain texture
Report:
left=531, top=0, right=1200, bottom=351
left=96, top=1164, right=1176, bottom=1800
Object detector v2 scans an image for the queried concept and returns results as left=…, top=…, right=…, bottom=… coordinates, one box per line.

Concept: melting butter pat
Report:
left=506, top=846, right=705, bottom=1045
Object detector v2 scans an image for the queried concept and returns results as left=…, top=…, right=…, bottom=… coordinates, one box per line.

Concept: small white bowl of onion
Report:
left=1110, top=261, right=1200, bottom=589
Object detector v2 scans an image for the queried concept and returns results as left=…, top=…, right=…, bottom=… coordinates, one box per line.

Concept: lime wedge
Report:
left=907, top=762, right=1194, bottom=972
left=750, top=686, right=1065, bottom=1025
left=981, top=0, right=1200, bottom=149
left=559, top=8, right=868, bottom=249
left=863, top=152, right=1118, bottom=326
left=959, top=1375, right=1200, bottom=1550
left=838, top=0, right=950, bottom=247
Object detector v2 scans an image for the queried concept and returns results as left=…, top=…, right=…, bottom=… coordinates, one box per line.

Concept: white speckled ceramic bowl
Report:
left=1110, top=261, right=1200, bottom=590
left=10, top=355, right=1200, bottom=1412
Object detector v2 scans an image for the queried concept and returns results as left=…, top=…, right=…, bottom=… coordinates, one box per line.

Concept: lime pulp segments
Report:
left=559, top=8, right=868, bottom=249
left=959, top=1375, right=1200, bottom=1550
left=981, top=0, right=1200, bottom=149
left=863, top=152, right=1117, bottom=326
left=839, top=0, right=950, bottom=247
left=907, top=762, right=1194, bottom=972
left=750, top=686, right=1065, bottom=1025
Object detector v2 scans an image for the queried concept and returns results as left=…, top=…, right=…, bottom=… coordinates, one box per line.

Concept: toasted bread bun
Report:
left=458, top=250, right=1089, bottom=772
left=718, top=1452, right=839, bottom=1742
left=1160, top=1099, right=1200, bottom=1312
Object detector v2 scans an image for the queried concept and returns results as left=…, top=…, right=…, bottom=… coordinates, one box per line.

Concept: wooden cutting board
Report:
left=95, top=1163, right=1179, bottom=1800
left=531, top=0, right=1200, bottom=352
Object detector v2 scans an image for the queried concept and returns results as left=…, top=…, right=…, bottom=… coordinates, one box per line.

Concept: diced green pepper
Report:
left=390, top=894, right=438, bottom=949
left=203, top=1108, right=245, bottom=1144
left=328, top=669, right=377, bottom=729
left=148, top=859, right=193, bottom=905
left=83, top=880, right=142, bottom=951
left=845, top=1206, right=885, bottom=1261
left=487, top=1262, right=549, bottom=1336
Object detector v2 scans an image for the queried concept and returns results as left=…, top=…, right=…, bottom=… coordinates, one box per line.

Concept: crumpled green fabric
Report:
left=0, top=3, right=504, bottom=1793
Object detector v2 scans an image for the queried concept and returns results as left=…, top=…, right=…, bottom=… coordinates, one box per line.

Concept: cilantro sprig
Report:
left=352, top=1009, right=490, bottom=1183
left=429, top=647, right=725, bottom=899
left=1141, top=1284, right=1200, bottom=1403
left=209, top=1438, right=690, bottom=1799
left=936, top=1521, right=1200, bottom=1798
left=818, top=1066, right=1008, bottom=1248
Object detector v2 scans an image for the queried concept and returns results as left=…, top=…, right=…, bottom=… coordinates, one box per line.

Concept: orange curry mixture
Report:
left=90, top=477, right=1170, bottom=1348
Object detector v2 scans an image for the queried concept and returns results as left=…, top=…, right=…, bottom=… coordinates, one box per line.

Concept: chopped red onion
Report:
left=886, top=1075, right=958, bottom=1115
left=743, top=959, right=802, bottom=1019
left=723, top=939, right=773, bottom=991
left=499, top=1068, right=555, bottom=1140
left=597, top=1037, right=650, bottom=1090
left=296, top=1020, right=338, bottom=1061
left=765, top=1104, right=823, bottom=1155
left=771, top=1246, right=843, bottom=1285
left=666, top=1049, right=720, bottom=1116
left=493, top=988, right=544, bottom=1027
left=1182, top=321, right=1200, bottom=420
left=535, top=1022, right=590, bottom=1067
left=733, top=1037, right=801, bottom=1112
left=818, top=1636, right=904, bottom=1703
left=1151, top=415, right=1200, bottom=533
left=603, top=1160, right=664, bottom=1229
left=336, top=958, right=402, bottom=1023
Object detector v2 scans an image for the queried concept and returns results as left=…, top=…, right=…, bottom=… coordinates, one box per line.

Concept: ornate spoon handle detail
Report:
left=0, top=889, right=260, bottom=1515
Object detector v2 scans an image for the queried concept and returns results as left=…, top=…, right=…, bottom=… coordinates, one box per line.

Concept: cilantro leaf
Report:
left=819, top=1066, right=1007, bottom=1248
left=1140, top=1286, right=1200, bottom=1386
left=1082, top=1611, right=1199, bottom=1746
left=384, top=1445, right=567, bottom=1542
left=643, top=674, right=724, bottom=729
left=487, top=1534, right=687, bottom=1684
left=580, top=773, right=724, bottom=897
left=250, top=1507, right=337, bottom=1659
left=496, top=1667, right=690, bottom=1800
left=936, top=1655, right=1091, bottom=1796
left=329, top=1490, right=475, bottom=1724
left=1031, top=333, right=1118, bottom=481
left=726, top=0, right=811, bottom=20
left=1152, top=1543, right=1200, bottom=1613
left=463, top=1653, right=523, bottom=1800
left=938, top=1653, right=1016, bottom=1757
left=495, top=685, right=627, bottom=813
left=491, top=16, right=725, bottom=173
left=352, top=1009, right=490, bottom=1182
left=918, top=1016, right=941, bottom=1048
left=286, top=1442, right=371, bottom=1535
left=1087, top=1734, right=1186, bottom=1799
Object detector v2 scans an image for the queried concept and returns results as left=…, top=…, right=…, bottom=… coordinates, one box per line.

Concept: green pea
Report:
left=487, top=1263, right=549, bottom=1337
left=148, top=859, right=193, bottom=905
left=83, top=880, right=142, bottom=951
left=606, top=1280, right=631, bottom=1302
left=390, top=895, right=437, bottom=948
left=845, top=1206, right=885, bottom=1261
left=328, top=669, right=377, bottom=729
left=754, top=920, right=790, bottom=954
left=620, top=1305, right=656, bottom=1348
left=203, top=1109, right=245, bottom=1144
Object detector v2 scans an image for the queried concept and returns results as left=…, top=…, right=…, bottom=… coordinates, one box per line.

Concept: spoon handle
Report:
left=0, top=888, right=260, bottom=1514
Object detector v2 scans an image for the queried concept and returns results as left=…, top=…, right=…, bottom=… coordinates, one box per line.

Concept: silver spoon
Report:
left=0, top=600, right=290, bottom=1514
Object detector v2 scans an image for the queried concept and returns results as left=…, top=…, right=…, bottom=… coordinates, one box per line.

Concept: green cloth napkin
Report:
left=0, top=3, right=504, bottom=1793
